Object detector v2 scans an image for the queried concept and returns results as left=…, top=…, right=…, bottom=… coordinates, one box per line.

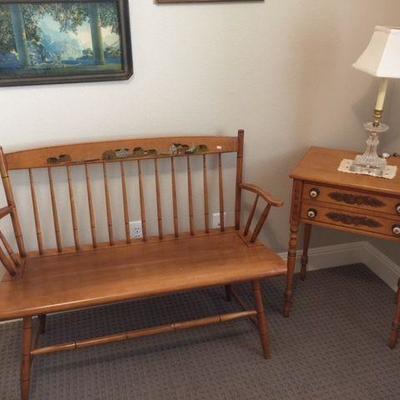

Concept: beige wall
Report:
left=0, top=0, right=399, bottom=269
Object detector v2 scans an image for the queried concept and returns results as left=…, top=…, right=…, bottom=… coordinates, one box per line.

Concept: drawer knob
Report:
left=393, top=225, right=400, bottom=236
left=396, top=204, right=400, bottom=215
left=309, top=188, right=320, bottom=199
left=307, top=208, right=317, bottom=219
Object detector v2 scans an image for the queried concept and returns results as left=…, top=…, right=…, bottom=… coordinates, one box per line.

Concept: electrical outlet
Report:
left=212, top=212, right=227, bottom=229
left=129, top=220, right=143, bottom=239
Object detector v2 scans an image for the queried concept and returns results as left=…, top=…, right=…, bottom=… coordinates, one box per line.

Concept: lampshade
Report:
left=353, top=26, right=400, bottom=78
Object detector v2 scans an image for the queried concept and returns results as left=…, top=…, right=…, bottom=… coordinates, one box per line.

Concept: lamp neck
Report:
left=373, top=78, right=389, bottom=127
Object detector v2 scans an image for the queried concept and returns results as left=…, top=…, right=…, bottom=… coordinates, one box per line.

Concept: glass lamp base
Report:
left=349, top=157, right=387, bottom=177
left=349, top=121, right=389, bottom=178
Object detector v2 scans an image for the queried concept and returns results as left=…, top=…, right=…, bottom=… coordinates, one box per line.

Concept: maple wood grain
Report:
left=0, top=231, right=285, bottom=321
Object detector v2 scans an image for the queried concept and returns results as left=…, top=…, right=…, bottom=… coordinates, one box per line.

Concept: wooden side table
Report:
left=284, top=147, right=400, bottom=348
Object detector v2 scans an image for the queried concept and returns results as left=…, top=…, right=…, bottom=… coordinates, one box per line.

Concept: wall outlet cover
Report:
left=129, top=220, right=143, bottom=239
left=212, top=212, right=227, bottom=229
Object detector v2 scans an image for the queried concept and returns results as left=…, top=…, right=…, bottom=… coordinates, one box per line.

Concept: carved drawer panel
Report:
left=301, top=201, right=400, bottom=239
left=303, top=183, right=400, bottom=217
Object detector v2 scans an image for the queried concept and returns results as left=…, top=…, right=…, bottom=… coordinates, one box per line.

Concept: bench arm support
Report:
left=240, top=183, right=283, bottom=243
left=240, top=183, right=283, bottom=208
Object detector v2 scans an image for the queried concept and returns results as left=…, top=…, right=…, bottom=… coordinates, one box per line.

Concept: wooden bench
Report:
left=0, top=130, right=286, bottom=400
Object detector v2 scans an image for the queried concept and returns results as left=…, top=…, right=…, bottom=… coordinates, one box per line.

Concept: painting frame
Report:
left=0, top=0, right=133, bottom=87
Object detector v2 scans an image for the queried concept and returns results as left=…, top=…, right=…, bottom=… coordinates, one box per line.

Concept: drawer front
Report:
left=301, top=201, right=400, bottom=239
left=303, top=183, right=400, bottom=217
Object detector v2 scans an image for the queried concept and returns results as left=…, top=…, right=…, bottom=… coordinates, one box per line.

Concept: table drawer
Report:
left=303, top=183, right=400, bottom=217
left=301, top=201, right=400, bottom=239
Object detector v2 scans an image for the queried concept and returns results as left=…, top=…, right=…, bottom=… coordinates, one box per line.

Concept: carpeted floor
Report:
left=0, top=264, right=399, bottom=400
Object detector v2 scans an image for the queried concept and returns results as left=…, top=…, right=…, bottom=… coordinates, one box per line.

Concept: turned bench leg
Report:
left=389, top=278, right=400, bottom=349
left=252, top=280, right=271, bottom=359
left=21, top=317, right=33, bottom=400
left=38, top=314, right=46, bottom=335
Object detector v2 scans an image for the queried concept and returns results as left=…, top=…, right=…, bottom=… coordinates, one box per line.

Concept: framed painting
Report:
left=0, top=0, right=133, bottom=86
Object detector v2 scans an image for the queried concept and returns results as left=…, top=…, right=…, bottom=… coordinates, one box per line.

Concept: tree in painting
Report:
left=0, top=1, right=122, bottom=74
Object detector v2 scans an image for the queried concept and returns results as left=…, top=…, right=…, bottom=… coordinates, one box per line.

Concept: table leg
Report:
left=300, top=224, right=312, bottom=281
left=389, top=278, right=400, bottom=349
left=284, top=221, right=300, bottom=317
left=284, top=180, right=303, bottom=318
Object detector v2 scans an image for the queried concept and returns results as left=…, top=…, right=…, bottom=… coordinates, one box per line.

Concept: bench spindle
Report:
left=28, top=169, right=44, bottom=255
left=235, top=130, right=244, bottom=230
left=170, top=157, right=179, bottom=238
left=218, top=153, right=225, bottom=232
left=103, top=163, right=114, bottom=246
left=154, top=159, right=163, bottom=240
left=244, top=194, right=259, bottom=237
left=47, top=167, right=62, bottom=253
left=137, top=160, right=147, bottom=241
left=84, top=164, right=97, bottom=248
left=203, top=155, right=209, bottom=233
left=66, top=166, right=80, bottom=251
left=0, top=229, right=20, bottom=267
left=250, top=203, right=272, bottom=243
left=0, top=236, right=16, bottom=276
left=187, top=156, right=194, bottom=235
left=120, top=162, right=131, bottom=244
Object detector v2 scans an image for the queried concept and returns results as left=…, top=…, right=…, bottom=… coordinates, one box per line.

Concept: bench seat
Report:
left=0, top=231, right=286, bottom=321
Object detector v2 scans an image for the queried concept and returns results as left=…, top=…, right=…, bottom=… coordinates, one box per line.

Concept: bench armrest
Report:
left=240, top=183, right=283, bottom=243
left=240, top=183, right=283, bottom=208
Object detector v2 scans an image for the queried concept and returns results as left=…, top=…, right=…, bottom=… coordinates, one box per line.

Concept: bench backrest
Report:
left=0, top=131, right=245, bottom=276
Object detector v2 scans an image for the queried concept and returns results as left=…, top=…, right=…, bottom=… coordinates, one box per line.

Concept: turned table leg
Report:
left=389, top=278, right=400, bottom=349
left=284, top=221, right=300, bottom=317
left=300, top=224, right=312, bottom=281
left=284, top=180, right=302, bottom=318
left=253, top=280, right=271, bottom=359
left=21, top=317, right=33, bottom=400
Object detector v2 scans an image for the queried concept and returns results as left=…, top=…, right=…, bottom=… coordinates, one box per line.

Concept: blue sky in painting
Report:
left=38, top=14, right=120, bottom=60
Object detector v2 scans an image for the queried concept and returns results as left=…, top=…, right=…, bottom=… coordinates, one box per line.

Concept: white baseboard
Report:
left=279, top=241, right=400, bottom=291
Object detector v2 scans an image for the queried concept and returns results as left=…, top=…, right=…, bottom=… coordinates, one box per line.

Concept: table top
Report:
left=290, top=147, right=400, bottom=196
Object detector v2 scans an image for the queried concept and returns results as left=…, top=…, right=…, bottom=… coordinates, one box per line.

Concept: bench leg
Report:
left=252, top=280, right=271, bottom=359
left=38, top=314, right=46, bottom=335
left=225, top=285, right=232, bottom=302
left=21, top=317, right=33, bottom=400
left=389, top=278, right=400, bottom=349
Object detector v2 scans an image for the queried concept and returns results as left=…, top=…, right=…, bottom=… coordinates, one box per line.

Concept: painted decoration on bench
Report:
left=102, top=144, right=209, bottom=160
left=0, top=0, right=133, bottom=87
left=170, top=144, right=208, bottom=155
left=46, top=144, right=210, bottom=165
left=47, top=154, right=72, bottom=165
left=103, top=147, right=158, bottom=160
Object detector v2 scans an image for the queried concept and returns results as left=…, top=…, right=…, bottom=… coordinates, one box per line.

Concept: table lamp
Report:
left=347, top=26, right=400, bottom=178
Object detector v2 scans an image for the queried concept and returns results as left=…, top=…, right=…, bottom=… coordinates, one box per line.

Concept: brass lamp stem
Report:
left=373, top=109, right=384, bottom=127
left=373, top=78, right=389, bottom=127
